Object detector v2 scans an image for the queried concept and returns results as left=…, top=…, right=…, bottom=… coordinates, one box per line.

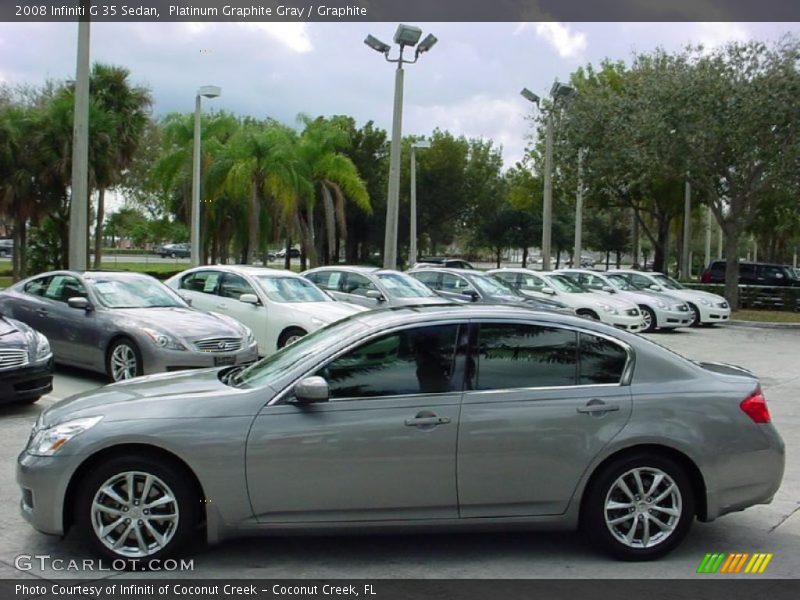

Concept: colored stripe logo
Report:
left=697, top=553, right=773, bottom=574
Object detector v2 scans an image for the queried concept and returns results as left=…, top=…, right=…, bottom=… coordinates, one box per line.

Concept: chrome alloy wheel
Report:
left=604, top=467, right=682, bottom=549
left=284, top=334, right=304, bottom=346
left=110, top=344, right=138, bottom=381
left=91, top=471, right=179, bottom=558
left=641, top=309, right=653, bottom=331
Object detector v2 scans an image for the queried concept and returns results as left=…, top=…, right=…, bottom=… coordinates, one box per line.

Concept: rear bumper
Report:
left=0, top=358, right=54, bottom=404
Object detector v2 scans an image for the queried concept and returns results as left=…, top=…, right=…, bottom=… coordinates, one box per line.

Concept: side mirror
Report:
left=649, top=284, right=661, bottom=291
left=462, top=290, right=479, bottom=302
left=240, top=293, right=260, bottom=305
left=67, top=297, right=92, bottom=311
left=291, top=376, right=329, bottom=405
left=365, top=290, right=385, bottom=302
left=601, top=285, right=614, bottom=293
left=542, top=287, right=556, bottom=295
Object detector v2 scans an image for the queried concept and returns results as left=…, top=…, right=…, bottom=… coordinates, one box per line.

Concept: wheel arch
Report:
left=277, top=325, right=307, bottom=347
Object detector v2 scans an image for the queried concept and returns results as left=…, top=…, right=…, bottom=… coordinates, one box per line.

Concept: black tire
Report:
left=169, top=252, right=177, bottom=259
left=583, top=453, right=695, bottom=561
left=106, top=338, right=143, bottom=382
left=640, top=305, right=657, bottom=332
left=74, top=453, right=200, bottom=567
left=16, top=395, right=41, bottom=405
left=687, top=303, right=701, bottom=327
left=278, top=327, right=307, bottom=349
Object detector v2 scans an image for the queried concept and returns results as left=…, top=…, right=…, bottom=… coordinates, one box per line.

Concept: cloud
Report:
left=516, top=22, right=587, bottom=59
left=694, top=22, right=750, bottom=50
left=241, top=22, right=313, bottom=53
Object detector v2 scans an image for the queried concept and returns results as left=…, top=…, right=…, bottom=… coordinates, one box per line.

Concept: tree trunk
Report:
left=615, top=250, right=621, bottom=269
left=321, top=185, right=336, bottom=263
left=12, top=216, right=25, bottom=282
left=93, top=187, right=105, bottom=269
left=495, top=248, right=501, bottom=269
left=521, top=247, right=528, bottom=268
left=605, top=251, right=610, bottom=271
left=284, top=235, right=292, bottom=270
left=653, top=218, right=670, bottom=273
left=723, top=220, right=741, bottom=309
left=248, top=187, right=260, bottom=264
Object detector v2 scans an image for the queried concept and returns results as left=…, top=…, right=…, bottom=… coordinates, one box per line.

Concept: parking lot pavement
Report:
left=0, top=326, right=797, bottom=579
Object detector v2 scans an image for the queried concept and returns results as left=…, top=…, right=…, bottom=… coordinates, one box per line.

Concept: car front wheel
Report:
left=640, top=306, right=657, bottom=332
left=278, top=327, right=307, bottom=348
left=106, top=338, right=143, bottom=382
left=688, top=303, right=701, bottom=327
left=583, top=453, right=695, bottom=560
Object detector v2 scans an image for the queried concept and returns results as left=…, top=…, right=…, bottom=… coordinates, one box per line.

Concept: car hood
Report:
left=112, top=307, right=245, bottom=339
left=40, top=368, right=267, bottom=426
left=390, top=296, right=453, bottom=306
left=298, top=301, right=367, bottom=322
left=669, top=289, right=727, bottom=305
left=613, top=289, right=684, bottom=305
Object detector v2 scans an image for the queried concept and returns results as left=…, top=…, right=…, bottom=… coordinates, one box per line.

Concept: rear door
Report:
left=175, top=270, right=222, bottom=312
left=457, top=322, right=632, bottom=517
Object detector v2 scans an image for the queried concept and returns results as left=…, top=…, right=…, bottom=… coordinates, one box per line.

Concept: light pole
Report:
left=191, top=85, right=221, bottom=268
left=681, top=178, right=691, bottom=279
left=365, top=25, right=437, bottom=270
left=573, top=147, right=586, bottom=268
left=521, top=83, right=575, bottom=271
left=409, top=140, right=431, bottom=266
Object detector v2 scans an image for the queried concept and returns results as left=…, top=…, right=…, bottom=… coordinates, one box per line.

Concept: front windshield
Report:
left=256, top=276, right=329, bottom=303
left=652, top=274, right=684, bottom=290
left=89, top=277, right=186, bottom=309
left=545, top=274, right=586, bottom=293
left=471, top=274, right=518, bottom=297
left=235, top=318, right=364, bottom=388
left=377, top=273, right=437, bottom=298
left=606, top=274, right=638, bottom=291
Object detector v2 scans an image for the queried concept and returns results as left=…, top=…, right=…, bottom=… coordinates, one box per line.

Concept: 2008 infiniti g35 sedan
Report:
left=17, top=305, right=784, bottom=563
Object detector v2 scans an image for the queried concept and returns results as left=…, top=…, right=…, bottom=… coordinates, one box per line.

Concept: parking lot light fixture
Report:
left=366, top=25, right=437, bottom=270
left=191, top=85, right=221, bottom=268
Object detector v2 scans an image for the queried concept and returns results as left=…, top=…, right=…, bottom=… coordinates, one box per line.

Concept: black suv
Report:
left=701, top=260, right=800, bottom=287
left=0, top=239, right=13, bottom=258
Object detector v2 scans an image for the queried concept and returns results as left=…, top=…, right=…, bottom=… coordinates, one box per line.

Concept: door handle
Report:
left=577, top=401, right=620, bottom=415
left=405, top=415, right=451, bottom=427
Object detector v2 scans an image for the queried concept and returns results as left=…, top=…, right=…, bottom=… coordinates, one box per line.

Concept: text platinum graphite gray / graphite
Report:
left=47, top=5, right=369, bottom=18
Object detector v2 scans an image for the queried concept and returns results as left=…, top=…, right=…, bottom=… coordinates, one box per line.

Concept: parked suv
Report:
left=701, top=260, right=800, bottom=287
left=0, top=238, right=13, bottom=258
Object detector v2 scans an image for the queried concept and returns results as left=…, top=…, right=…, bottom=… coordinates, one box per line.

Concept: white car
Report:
left=488, top=268, right=645, bottom=332
left=610, top=270, right=731, bottom=326
left=165, top=266, right=365, bottom=355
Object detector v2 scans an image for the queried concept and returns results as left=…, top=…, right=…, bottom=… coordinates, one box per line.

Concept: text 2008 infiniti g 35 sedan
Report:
left=17, top=305, right=784, bottom=563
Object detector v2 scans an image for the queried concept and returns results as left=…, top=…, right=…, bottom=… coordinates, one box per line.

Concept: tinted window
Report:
left=441, top=273, right=474, bottom=293
left=306, top=271, right=342, bottom=291
left=23, top=276, right=52, bottom=297
left=220, top=273, right=257, bottom=300
left=43, top=275, right=87, bottom=303
left=758, top=265, right=787, bottom=281
left=317, top=324, right=460, bottom=399
left=180, top=270, right=220, bottom=294
left=474, top=324, right=577, bottom=390
left=342, top=272, right=377, bottom=297
left=739, top=263, right=756, bottom=277
left=579, top=333, right=628, bottom=385
left=412, top=271, right=440, bottom=288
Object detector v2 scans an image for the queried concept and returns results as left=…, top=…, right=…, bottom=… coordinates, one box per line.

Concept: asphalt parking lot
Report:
left=0, top=325, right=797, bottom=580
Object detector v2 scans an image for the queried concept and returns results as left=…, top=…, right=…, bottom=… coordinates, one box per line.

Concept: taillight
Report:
left=740, top=389, right=771, bottom=423
left=700, top=270, right=711, bottom=283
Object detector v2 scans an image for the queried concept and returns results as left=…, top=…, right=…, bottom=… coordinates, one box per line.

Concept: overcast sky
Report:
left=1, top=21, right=798, bottom=171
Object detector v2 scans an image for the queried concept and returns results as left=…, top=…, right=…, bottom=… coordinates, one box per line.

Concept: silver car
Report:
left=18, top=305, right=783, bottom=564
left=302, top=266, right=452, bottom=308
left=0, top=271, right=258, bottom=382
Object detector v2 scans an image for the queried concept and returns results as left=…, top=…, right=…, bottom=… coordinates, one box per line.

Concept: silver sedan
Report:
left=0, top=271, right=258, bottom=382
left=17, top=305, right=783, bottom=564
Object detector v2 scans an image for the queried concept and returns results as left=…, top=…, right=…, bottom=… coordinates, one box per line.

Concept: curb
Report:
left=728, top=320, right=800, bottom=330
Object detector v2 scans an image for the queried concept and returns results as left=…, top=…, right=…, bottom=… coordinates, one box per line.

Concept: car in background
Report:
left=303, top=266, right=452, bottom=308
left=611, top=270, right=731, bottom=327
left=166, top=265, right=366, bottom=355
left=17, top=304, right=784, bottom=564
left=0, top=271, right=257, bottom=382
left=409, top=267, right=573, bottom=313
left=700, top=260, right=800, bottom=287
left=489, top=268, right=644, bottom=332
left=157, top=242, right=191, bottom=259
left=556, top=269, right=692, bottom=332
left=0, top=238, right=13, bottom=259
left=413, top=257, right=474, bottom=269
left=0, top=314, right=53, bottom=404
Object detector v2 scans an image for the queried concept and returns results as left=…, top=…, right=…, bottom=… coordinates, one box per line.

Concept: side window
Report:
left=413, top=271, right=440, bottom=288
left=441, top=273, right=473, bottom=292
left=342, top=272, right=376, bottom=297
left=579, top=333, right=628, bottom=385
left=23, top=276, right=52, bottom=297
left=220, top=273, right=257, bottom=300
left=494, top=272, right=519, bottom=287
left=43, top=275, right=87, bottom=303
left=519, top=274, right=545, bottom=291
left=738, top=264, right=755, bottom=277
left=473, top=324, right=578, bottom=390
left=316, top=324, right=461, bottom=399
left=631, top=274, right=652, bottom=288
left=580, top=274, right=603, bottom=290
left=307, top=271, right=341, bottom=291
left=181, top=271, right=220, bottom=294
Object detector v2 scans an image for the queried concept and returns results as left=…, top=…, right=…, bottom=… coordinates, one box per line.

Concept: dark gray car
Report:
left=0, top=271, right=258, bottom=382
left=17, top=305, right=783, bottom=565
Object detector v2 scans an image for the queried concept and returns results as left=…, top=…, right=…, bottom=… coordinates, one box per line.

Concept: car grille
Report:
left=626, top=308, right=640, bottom=316
left=717, top=301, right=729, bottom=308
left=0, top=348, right=29, bottom=370
left=194, top=338, right=243, bottom=353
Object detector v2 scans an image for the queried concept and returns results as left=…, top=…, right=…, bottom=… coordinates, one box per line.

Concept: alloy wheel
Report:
left=110, top=344, right=139, bottom=381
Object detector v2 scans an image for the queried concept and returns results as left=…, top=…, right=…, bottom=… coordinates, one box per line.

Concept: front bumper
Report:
left=654, top=307, right=693, bottom=329
left=141, top=342, right=259, bottom=375
left=605, top=313, right=645, bottom=332
left=0, top=358, right=54, bottom=404
left=698, top=303, right=731, bottom=324
left=17, top=451, right=80, bottom=536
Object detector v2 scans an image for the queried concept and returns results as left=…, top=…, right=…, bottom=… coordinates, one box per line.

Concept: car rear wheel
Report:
left=688, top=303, right=701, bottom=327
left=640, top=306, right=657, bottom=332
left=278, top=327, right=307, bottom=349
left=106, top=339, right=143, bottom=382
left=75, top=454, right=200, bottom=565
left=583, top=453, right=694, bottom=560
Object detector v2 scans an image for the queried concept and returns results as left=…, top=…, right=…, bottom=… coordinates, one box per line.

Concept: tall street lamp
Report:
left=191, top=85, right=221, bottom=268
left=409, top=140, right=431, bottom=265
left=365, top=24, right=437, bottom=270
left=520, top=82, right=576, bottom=271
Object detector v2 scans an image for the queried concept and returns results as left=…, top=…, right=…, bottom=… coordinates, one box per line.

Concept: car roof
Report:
left=303, top=265, right=381, bottom=275
left=409, top=267, right=480, bottom=276
left=185, top=265, right=299, bottom=277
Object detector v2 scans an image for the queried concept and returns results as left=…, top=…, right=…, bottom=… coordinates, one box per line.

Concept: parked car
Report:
left=700, top=260, right=800, bottom=287
left=17, top=304, right=784, bottom=564
left=165, top=265, right=366, bottom=356
left=409, top=267, right=573, bottom=313
left=0, top=314, right=53, bottom=404
left=0, top=238, right=13, bottom=259
left=276, top=248, right=301, bottom=259
left=489, top=268, right=644, bottom=332
left=611, top=270, right=731, bottom=327
left=413, top=257, right=474, bottom=269
left=157, top=243, right=191, bottom=259
left=556, top=269, right=692, bottom=332
left=303, top=266, right=452, bottom=308
left=0, top=271, right=257, bottom=382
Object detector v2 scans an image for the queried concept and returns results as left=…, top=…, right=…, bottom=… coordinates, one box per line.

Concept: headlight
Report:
left=699, top=298, right=711, bottom=306
left=34, top=332, right=51, bottom=362
left=244, top=327, right=256, bottom=345
left=142, top=327, right=186, bottom=351
left=656, top=300, right=667, bottom=309
left=672, top=304, right=686, bottom=311
left=310, top=317, right=327, bottom=327
left=599, top=304, right=619, bottom=315
left=27, top=416, right=103, bottom=456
